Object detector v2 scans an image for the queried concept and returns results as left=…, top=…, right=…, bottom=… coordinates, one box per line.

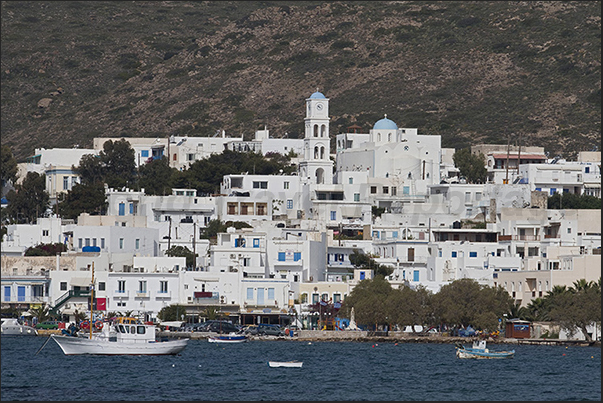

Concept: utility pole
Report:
left=168, top=217, right=172, bottom=249
left=192, top=222, right=196, bottom=269
left=517, top=132, right=521, bottom=175
left=505, top=136, right=510, bottom=184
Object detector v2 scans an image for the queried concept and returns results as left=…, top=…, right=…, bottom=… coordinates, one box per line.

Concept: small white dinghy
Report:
left=268, top=360, right=303, bottom=368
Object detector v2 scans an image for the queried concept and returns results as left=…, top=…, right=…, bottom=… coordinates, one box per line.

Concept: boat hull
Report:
left=456, top=348, right=515, bottom=359
left=208, top=336, right=248, bottom=343
left=51, top=334, right=188, bottom=355
left=268, top=361, right=303, bottom=368
left=1, top=325, right=38, bottom=336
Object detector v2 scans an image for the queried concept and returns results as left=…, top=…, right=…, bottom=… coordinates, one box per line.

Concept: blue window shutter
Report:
left=294, top=252, right=301, bottom=261
left=118, top=203, right=125, bottom=216
left=413, top=270, right=419, bottom=281
left=278, top=252, right=286, bottom=261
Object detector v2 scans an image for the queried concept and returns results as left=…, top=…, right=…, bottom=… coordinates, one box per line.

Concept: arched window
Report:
left=321, top=125, right=327, bottom=137
left=314, top=124, right=319, bottom=137
left=314, top=146, right=319, bottom=159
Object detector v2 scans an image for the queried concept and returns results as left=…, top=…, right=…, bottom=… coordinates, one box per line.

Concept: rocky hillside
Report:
left=1, top=1, right=600, bottom=161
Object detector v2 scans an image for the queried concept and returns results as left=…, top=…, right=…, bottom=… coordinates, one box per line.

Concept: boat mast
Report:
left=90, top=261, right=95, bottom=339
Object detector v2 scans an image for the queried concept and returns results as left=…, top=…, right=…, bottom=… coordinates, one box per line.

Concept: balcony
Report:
left=113, top=290, right=129, bottom=298
left=135, top=291, right=149, bottom=298
left=155, top=291, right=171, bottom=299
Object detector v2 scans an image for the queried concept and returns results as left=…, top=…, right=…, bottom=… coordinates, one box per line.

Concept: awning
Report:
left=340, top=206, right=362, bottom=218
left=584, top=183, right=601, bottom=188
left=70, top=277, right=92, bottom=287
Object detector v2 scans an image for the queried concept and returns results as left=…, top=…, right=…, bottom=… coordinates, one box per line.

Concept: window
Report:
left=284, top=181, right=289, bottom=189
left=268, top=288, right=275, bottom=300
left=391, top=187, right=397, bottom=196
left=135, top=239, right=140, bottom=249
left=330, top=211, right=336, bottom=221
left=312, top=293, right=319, bottom=303
left=278, top=252, right=286, bottom=261
left=3, top=286, right=10, bottom=302
left=98, top=282, right=106, bottom=291
left=138, top=281, right=147, bottom=293
left=286, top=199, right=293, bottom=209
left=78, top=238, right=83, bottom=249
left=354, top=193, right=360, bottom=202
left=17, top=286, right=25, bottom=302
left=187, top=153, right=195, bottom=161
left=63, top=177, right=69, bottom=190
left=348, top=177, right=353, bottom=184
left=101, top=238, right=105, bottom=249
left=294, top=252, right=301, bottom=261
left=160, top=281, right=168, bottom=293
left=60, top=282, right=67, bottom=291
left=451, top=251, right=457, bottom=258
left=333, top=293, right=341, bottom=303
left=119, top=238, right=124, bottom=249
left=253, top=238, right=260, bottom=248
left=469, top=251, right=477, bottom=258
left=252, top=181, right=268, bottom=189
left=370, top=186, right=377, bottom=194
left=85, top=238, right=90, bottom=247
left=92, top=238, right=97, bottom=247
left=42, top=230, right=49, bottom=236
left=465, top=192, right=471, bottom=203
left=141, top=150, right=149, bottom=158
left=567, top=228, right=571, bottom=234
left=247, top=288, right=253, bottom=300
left=383, top=186, right=389, bottom=194
left=392, top=231, right=398, bottom=239
left=413, top=270, right=419, bottom=282
left=129, top=203, right=136, bottom=214
left=118, top=281, right=126, bottom=293
left=235, top=238, right=246, bottom=247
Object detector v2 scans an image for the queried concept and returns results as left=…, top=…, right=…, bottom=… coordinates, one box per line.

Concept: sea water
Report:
left=1, top=336, right=600, bottom=401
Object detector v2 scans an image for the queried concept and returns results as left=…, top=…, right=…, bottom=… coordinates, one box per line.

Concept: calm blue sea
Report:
left=1, top=336, right=600, bottom=401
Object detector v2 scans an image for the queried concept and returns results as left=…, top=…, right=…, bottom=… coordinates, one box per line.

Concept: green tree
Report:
left=348, top=249, right=393, bottom=277
left=165, top=245, right=197, bottom=269
left=57, top=182, right=107, bottom=220
left=100, top=139, right=136, bottom=189
left=24, top=242, right=67, bottom=256
left=546, top=279, right=601, bottom=342
left=4, top=172, right=49, bottom=224
left=74, top=154, right=104, bottom=185
left=1, top=145, right=18, bottom=194
left=138, top=156, right=175, bottom=195
left=453, top=148, right=487, bottom=184
left=385, top=284, right=433, bottom=332
left=341, top=275, right=393, bottom=329
left=157, top=304, right=187, bottom=322
left=547, top=193, right=602, bottom=209
left=432, top=278, right=511, bottom=330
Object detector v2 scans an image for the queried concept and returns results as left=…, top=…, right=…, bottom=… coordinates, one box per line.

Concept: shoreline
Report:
left=156, top=329, right=601, bottom=347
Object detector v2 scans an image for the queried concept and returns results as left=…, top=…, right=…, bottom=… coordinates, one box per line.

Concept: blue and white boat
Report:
left=455, top=340, right=515, bottom=359
left=208, top=333, right=248, bottom=343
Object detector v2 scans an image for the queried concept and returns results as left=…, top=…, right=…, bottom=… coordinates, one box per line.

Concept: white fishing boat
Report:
left=455, top=340, right=515, bottom=359
left=1, top=318, right=38, bottom=336
left=50, top=320, right=188, bottom=355
left=268, top=360, right=303, bottom=368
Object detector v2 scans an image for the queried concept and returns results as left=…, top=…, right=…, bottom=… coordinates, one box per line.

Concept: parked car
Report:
left=256, top=323, right=285, bottom=336
left=35, top=321, right=61, bottom=330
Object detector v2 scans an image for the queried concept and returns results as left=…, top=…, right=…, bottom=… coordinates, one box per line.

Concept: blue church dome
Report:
left=373, top=114, right=398, bottom=130
left=309, top=91, right=326, bottom=99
